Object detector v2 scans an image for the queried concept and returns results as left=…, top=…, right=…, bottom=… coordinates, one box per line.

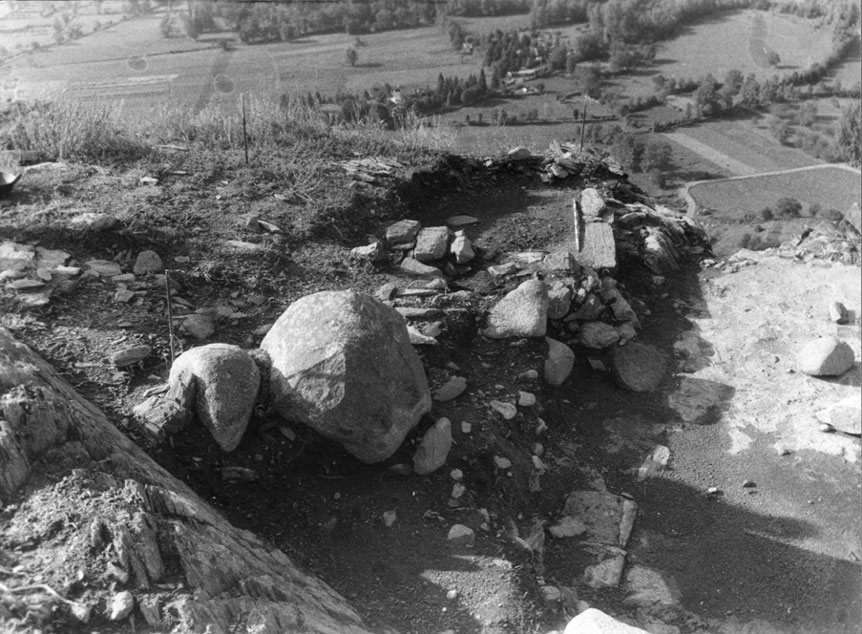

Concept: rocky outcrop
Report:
left=261, top=290, right=431, bottom=463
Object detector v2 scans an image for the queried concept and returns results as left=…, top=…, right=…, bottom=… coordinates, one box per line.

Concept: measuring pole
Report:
left=579, top=94, right=587, bottom=152
left=242, top=93, right=249, bottom=165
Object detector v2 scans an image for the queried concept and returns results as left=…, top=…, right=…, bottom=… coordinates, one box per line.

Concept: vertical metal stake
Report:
left=165, top=270, right=175, bottom=366
left=579, top=94, right=587, bottom=152
left=242, top=93, right=249, bottom=165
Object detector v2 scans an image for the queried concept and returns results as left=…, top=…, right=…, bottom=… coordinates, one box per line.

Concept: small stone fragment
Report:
left=549, top=516, right=587, bottom=538
left=451, top=483, right=467, bottom=499
left=816, top=395, right=862, bottom=435
left=108, top=591, right=135, bottom=621
left=414, top=226, right=450, bottom=262
left=111, top=344, right=152, bottom=368
left=518, top=391, right=536, bottom=407
left=413, top=418, right=453, bottom=475
left=545, top=337, right=575, bottom=387
left=447, top=523, right=475, bottom=546
left=828, top=301, right=849, bottom=324
left=383, top=510, right=397, bottom=527
left=493, top=455, right=512, bottom=470
left=450, top=233, right=475, bottom=264
left=400, top=257, right=443, bottom=277
left=742, top=480, right=756, bottom=488
left=540, top=585, right=562, bottom=605
left=446, top=215, right=479, bottom=228
left=461, top=421, right=472, bottom=434
left=133, top=250, right=164, bottom=275
left=350, top=241, right=385, bottom=262
left=86, top=259, right=122, bottom=277
left=183, top=315, right=216, bottom=340
left=450, top=468, right=463, bottom=481
left=446, top=588, right=460, bottom=601
left=386, top=219, right=421, bottom=246
left=483, top=278, right=549, bottom=339
left=433, top=376, right=467, bottom=402
left=578, top=321, right=620, bottom=349
left=583, top=555, right=625, bottom=589
left=490, top=400, right=517, bottom=420
left=507, top=146, right=532, bottom=161
left=580, top=188, right=606, bottom=218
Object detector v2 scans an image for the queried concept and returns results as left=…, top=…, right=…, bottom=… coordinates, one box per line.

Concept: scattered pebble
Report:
left=706, top=487, right=721, bottom=495
left=518, top=391, right=537, bottom=407
left=382, top=510, right=397, bottom=527
left=533, top=442, right=544, bottom=456
left=451, top=483, right=467, bottom=499
left=742, top=480, right=756, bottom=488
left=493, top=455, right=512, bottom=470
left=461, top=421, right=472, bottom=434
left=535, top=418, right=548, bottom=435
left=450, top=469, right=463, bottom=481
left=490, top=400, right=517, bottom=420
left=446, top=589, right=460, bottom=601
left=447, top=524, right=475, bottom=546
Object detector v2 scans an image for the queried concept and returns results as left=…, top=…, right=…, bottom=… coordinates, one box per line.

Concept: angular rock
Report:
left=413, top=417, right=453, bottom=475
left=69, top=212, right=121, bottom=231
left=579, top=322, right=620, bottom=349
left=133, top=250, right=164, bottom=275
left=261, top=291, right=431, bottom=463
left=563, top=490, right=624, bottom=545
left=374, top=282, right=397, bottom=302
left=549, top=516, right=587, bottom=538
left=111, top=344, right=152, bottom=368
left=507, top=146, right=532, bottom=161
left=570, top=293, right=605, bottom=321
left=545, top=337, right=575, bottom=387
left=490, top=400, right=517, bottom=420
left=407, top=325, right=438, bottom=346
left=400, top=257, right=443, bottom=277
left=350, top=241, right=385, bottom=262
left=580, top=188, right=606, bottom=219
left=547, top=280, right=573, bottom=320
left=487, top=262, right=519, bottom=277
left=828, top=302, right=849, bottom=324
left=563, top=608, right=650, bottom=634
left=483, top=278, right=548, bottom=339
left=108, top=591, right=135, bottom=621
left=605, top=288, right=638, bottom=322
left=446, top=215, right=479, bottom=228
left=542, top=250, right=576, bottom=272
left=816, top=395, right=861, bottom=435
left=450, top=233, right=475, bottom=264
left=574, top=223, right=616, bottom=270
left=414, top=226, right=450, bottom=262
left=434, top=376, right=467, bottom=402
left=518, top=391, right=536, bottom=407
left=796, top=337, right=855, bottom=376
left=168, top=344, right=260, bottom=452
left=86, top=259, right=122, bottom=277
left=183, top=315, right=216, bottom=340
left=386, top=219, right=422, bottom=246
left=447, top=524, right=475, bottom=546
left=584, top=555, right=626, bottom=589
left=610, top=342, right=668, bottom=392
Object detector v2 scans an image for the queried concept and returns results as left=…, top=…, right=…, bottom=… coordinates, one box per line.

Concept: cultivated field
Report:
left=662, top=117, right=821, bottom=176
left=4, top=10, right=498, bottom=117
left=689, top=165, right=862, bottom=217
left=612, top=9, right=834, bottom=99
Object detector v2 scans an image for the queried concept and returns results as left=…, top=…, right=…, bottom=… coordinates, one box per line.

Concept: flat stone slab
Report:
left=573, top=222, right=616, bottom=270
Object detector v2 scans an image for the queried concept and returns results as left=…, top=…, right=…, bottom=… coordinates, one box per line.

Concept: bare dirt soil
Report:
left=0, top=148, right=859, bottom=634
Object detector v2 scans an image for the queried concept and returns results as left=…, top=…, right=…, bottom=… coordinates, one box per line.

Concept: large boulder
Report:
left=796, top=337, right=855, bottom=376
left=261, top=291, right=431, bottom=463
left=167, top=344, right=260, bottom=451
left=483, top=278, right=548, bottom=339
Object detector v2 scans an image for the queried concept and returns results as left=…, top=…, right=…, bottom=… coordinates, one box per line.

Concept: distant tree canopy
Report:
left=837, top=101, right=862, bottom=165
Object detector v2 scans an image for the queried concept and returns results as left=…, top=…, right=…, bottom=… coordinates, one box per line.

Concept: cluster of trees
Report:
left=183, top=0, right=435, bottom=43
left=443, top=0, right=531, bottom=17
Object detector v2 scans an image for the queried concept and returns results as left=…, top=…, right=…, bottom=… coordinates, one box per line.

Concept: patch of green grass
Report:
left=689, top=166, right=862, bottom=218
